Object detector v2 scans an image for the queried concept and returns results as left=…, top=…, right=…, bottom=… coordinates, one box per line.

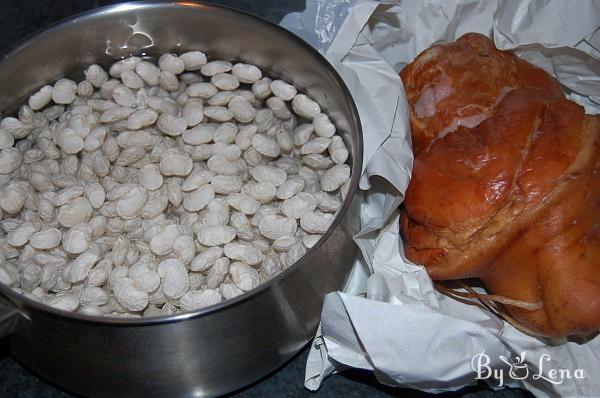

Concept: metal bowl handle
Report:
left=0, top=295, right=22, bottom=338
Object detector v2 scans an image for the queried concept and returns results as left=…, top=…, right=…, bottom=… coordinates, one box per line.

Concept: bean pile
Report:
left=0, top=51, right=351, bottom=317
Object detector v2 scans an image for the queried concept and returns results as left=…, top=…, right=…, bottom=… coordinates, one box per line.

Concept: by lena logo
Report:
left=471, top=351, right=586, bottom=387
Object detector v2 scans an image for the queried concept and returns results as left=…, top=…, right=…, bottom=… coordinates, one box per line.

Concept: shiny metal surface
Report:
left=0, top=2, right=363, bottom=397
left=0, top=295, right=21, bottom=339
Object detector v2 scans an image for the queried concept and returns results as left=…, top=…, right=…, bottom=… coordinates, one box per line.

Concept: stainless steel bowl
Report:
left=0, top=2, right=363, bottom=397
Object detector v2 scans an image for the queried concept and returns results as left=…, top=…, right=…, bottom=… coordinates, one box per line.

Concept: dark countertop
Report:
left=0, top=1, right=533, bottom=397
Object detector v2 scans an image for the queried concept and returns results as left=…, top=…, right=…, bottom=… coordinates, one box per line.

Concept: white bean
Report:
left=183, top=185, right=215, bottom=212
left=183, top=124, right=214, bottom=145
left=113, top=277, right=148, bottom=312
left=63, top=249, right=101, bottom=284
left=196, top=225, right=236, bottom=246
left=236, top=124, right=257, bottom=150
left=329, top=135, right=349, bottom=164
left=158, top=258, right=189, bottom=299
left=213, top=122, right=237, bottom=144
left=211, top=175, right=243, bottom=194
left=204, top=106, right=233, bottom=122
left=135, top=61, right=161, bottom=86
left=302, top=154, right=333, bottom=170
left=301, top=137, right=331, bottom=155
left=229, top=211, right=254, bottom=241
left=224, top=242, right=263, bottom=265
left=313, top=113, right=336, bottom=137
left=245, top=181, right=276, bottom=203
left=29, top=228, right=62, bottom=250
left=186, top=82, right=218, bottom=98
left=258, top=215, right=296, bottom=240
left=201, top=60, right=233, bottom=76
left=138, top=164, right=163, bottom=191
left=77, top=80, right=94, bottom=97
left=80, top=286, right=109, bottom=307
left=228, top=96, right=256, bottom=123
left=281, top=192, right=317, bottom=219
left=270, top=80, right=297, bottom=101
left=112, top=84, right=136, bottom=107
left=129, top=263, right=161, bottom=293
left=208, top=91, right=236, bottom=106
left=207, top=155, right=239, bottom=176
left=158, top=53, right=185, bottom=74
left=0, top=148, right=23, bottom=174
left=182, top=169, right=214, bottom=192
left=100, top=107, right=134, bottom=123
left=126, top=108, right=158, bottom=130
left=230, top=262, right=260, bottom=291
left=182, top=101, right=204, bottom=127
left=302, top=234, right=321, bottom=249
left=266, top=96, right=291, bottom=119
left=292, top=94, right=321, bottom=119
left=108, top=57, right=139, bottom=77
left=160, top=153, right=193, bottom=176
left=273, top=235, right=298, bottom=252
left=116, top=186, right=148, bottom=219
left=300, top=211, right=335, bottom=234
left=276, top=126, right=293, bottom=152
left=206, top=257, right=230, bottom=289
left=58, top=197, right=93, bottom=227
left=232, top=63, right=262, bottom=83
left=220, top=282, right=243, bottom=300
left=62, top=224, right=93, bottom=254
left=276, top=176, right=305, bottom=200
left=250, top=165, right=287, bottom=186
left=251, top=134, right=280, bottom=158
left=180, top=51, right=208, bottom=71
left=148, top=225, right=178, bottom=256
left=29, top=85, right=53, bottom=110
left=47, top=291, right=80, bottom=312
left=226, top=193, right=260, bottom=215
left=211, top=73, right=240, bottom=91
left=157, top=114, right=187, bottom=136
left=190, top=246, right=223, bottom=272
left=252, top=77, right=272, bottom=99
left=279, top=242, right=307, bottom=268
left=52, top=79, right=77, bottom=104
left=173, top=235, right=196, bottom=265
left=121, top=70, right=144, bottom=90
left=180, top=289, right=222, bottom=311
left=314, top=191, right=342, bottom=212
left=320, top=164, right=350, bottom=192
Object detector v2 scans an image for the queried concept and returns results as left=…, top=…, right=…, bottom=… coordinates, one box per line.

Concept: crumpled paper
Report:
left=280, top=1, right=600, bottom=397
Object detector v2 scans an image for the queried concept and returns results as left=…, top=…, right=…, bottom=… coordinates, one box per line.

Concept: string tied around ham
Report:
left=436, top=281, right=545, bottom=337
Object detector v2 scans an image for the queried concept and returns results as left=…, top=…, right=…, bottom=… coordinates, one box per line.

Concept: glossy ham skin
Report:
left=400, top=33, right=600, bottom=338
left=400, top=33, right=562, bottom=155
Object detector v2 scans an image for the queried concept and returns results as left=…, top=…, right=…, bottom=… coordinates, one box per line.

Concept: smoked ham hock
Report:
left=400, top=33, right=600, bottom=338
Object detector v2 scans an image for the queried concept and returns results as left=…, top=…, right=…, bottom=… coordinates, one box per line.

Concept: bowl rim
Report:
left=0, top=0, right=364, bottom=327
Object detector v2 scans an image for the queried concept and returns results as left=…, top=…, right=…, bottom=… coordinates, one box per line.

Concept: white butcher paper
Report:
left=280, top=1, right=600, bottom=397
